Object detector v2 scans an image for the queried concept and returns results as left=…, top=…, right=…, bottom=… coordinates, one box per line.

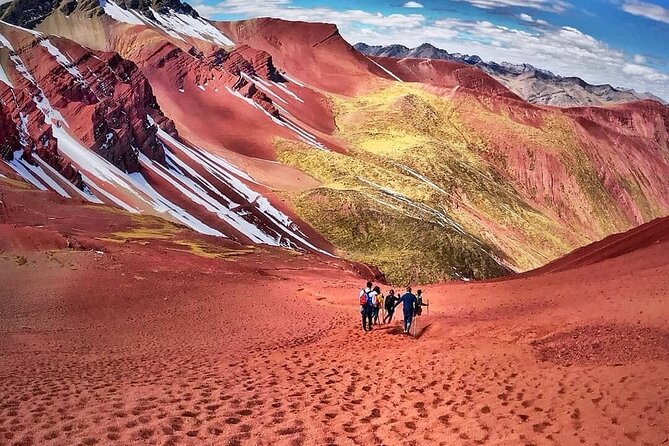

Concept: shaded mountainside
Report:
left=0, top=2, right=668, bottom=283
left=355, top=42, right=667, bottom=107
left=0, top=0, right=198, bottom=28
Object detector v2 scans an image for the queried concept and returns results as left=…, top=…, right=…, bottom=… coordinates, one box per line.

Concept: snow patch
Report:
left=33, top=153, right=103, bottom=203
left=81, top=174, right=137, bottom=213
left=0, top=61, right=13, bottom=87
left=225, top=85, right=284, bottom=125
left=150, top=9, right=233, bottom=46
left=360, top=177, right=507, bottom=268
left=38, top=38, right=88, bottom=86
left=20, top=156, right=71, bottom=198
left=5, top=150, right=47, bottom=191
left=1, top=20, right=41, bottom=36
left=51, top=124, right=221, bottom=235
left=0, top=30, right=15, bottom=50
left=17, top=113, right=29, bottom=147
left=152, top=119, right=332, bottom=255
left=241, top=73, right=287, bottom=104
left=358, top=177, right=464, bottom=233
left=366, top=56, right=403, bottom=82
left=225, top=85, right=327, bottom=150
left=271, top=80, right=304, bottom=103
left=9, top=52, right=36, bottom=84
left=127, top=171, right=224, bottom=236
left=281, top=117, right=328, bottom=151
left=100, top=0, right=146, bottom=25
left=281, top=73, right=305, bottom=87
left=33, top=92, right=66, bottom=126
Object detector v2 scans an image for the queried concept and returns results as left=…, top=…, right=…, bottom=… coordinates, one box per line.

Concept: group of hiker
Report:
left=358, top=282, right=429, bottom=334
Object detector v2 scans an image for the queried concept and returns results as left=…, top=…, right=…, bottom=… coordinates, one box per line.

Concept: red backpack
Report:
left=359, top=289, right=368, bottom=306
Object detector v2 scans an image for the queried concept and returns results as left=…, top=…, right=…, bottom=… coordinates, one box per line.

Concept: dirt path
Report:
left=1, top=239, right=668, bottom=445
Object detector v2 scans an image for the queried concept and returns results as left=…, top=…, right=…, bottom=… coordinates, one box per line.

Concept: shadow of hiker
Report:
left=414, top=321, right=434, bottom=339
left=385, top=325, right=407, bottom=335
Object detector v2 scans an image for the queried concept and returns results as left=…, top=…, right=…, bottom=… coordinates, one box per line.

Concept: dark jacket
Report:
left=385, top=294, right=398, bottom=310
left=415, top=296, right=428, bottom=315
left=396, top=292, right=417, bottom=315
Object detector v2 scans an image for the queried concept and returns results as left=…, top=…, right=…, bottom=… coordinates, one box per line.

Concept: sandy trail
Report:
left=1, top=229, right=668, bottom=446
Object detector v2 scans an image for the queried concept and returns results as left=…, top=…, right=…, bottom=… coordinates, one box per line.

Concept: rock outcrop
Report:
left=0, top=102, right=20, bottom=160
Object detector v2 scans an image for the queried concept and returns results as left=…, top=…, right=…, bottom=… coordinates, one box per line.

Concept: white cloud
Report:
left=622, top=1, right=669, bottom=24
left=452, top=0, right=570, bottom=13
left=193, top=0, right=669, bottom=100
left=518, top=13, right=549, bottom=25
left=355, top=19, right=669, bottom=99
left=193, top=0, right=424, bottom=28
left=403, top=1, right=424, bottom=8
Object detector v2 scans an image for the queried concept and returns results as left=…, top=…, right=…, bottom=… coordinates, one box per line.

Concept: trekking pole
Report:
left=412, top=313, right=418, bottom=338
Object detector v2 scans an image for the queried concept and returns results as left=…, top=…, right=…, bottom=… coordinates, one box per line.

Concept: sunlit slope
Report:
left=277, top=140, right=510, bottom=284
left=276, top=83, right=657, bottom=283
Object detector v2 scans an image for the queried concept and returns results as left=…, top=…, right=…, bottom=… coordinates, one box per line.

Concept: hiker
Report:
left=395, top=287, right=417, bottom=334
left=383, top=289, right=398, bottom=324
left=372, top=286, right=383, bottom=325
left=358, top=282, right=376, bottom=331
left=414, top=289, right=429, bottom=317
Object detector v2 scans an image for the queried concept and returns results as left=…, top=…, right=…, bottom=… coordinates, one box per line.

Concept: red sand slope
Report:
left=1, top=179, right=668, bottom=445
left=368, top=55, right=521, bottom=99
left=530, top=215, right=669, bottom=275
left=218, top=18, right=391, bottom=95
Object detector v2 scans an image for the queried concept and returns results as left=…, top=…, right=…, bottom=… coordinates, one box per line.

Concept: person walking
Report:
left=383, top=289, right=398, bottom=324
left=395, top=287, right=417, bottom=334
left=412, top=289, right=430, bottom=336
left=415, top=289, right=429, bottom=317
left=358, top=282, right=377, bottom=331
left=372, top=286, right=383, bottom=325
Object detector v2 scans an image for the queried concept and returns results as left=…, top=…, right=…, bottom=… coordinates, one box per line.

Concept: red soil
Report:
left=217, top=18, right=388, bottom=96
left=368, top=56, right=521, bottom=99
left=1, top=179, right=668, bottom=445
left=531, top=215, right=669, bottom=275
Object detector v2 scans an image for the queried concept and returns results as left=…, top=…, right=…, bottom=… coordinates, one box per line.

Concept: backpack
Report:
left=359, top=289, right=368, bottom=306
left=366, top=291, right=376, bottom=307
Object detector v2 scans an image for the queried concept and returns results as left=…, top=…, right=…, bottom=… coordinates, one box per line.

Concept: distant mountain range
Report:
left=354, top=42, right=667, bottom=107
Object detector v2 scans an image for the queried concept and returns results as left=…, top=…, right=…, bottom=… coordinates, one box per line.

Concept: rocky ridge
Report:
left=354, top=42, right=667, bottom=107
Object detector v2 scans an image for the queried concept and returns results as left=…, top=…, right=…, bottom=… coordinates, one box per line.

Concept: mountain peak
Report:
left=415, top=42, right=437, bottom=50
left=0, top=0, right=63, bottom=29
left=0, top=0, right=235, bottom=48
left=109, top=0, right=197, bottom=18
left=355, top=41, right=666, bottom=107
left=0, top=0, right=200, bottom=29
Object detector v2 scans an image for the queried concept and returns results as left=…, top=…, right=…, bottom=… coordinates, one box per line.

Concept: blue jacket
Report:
left=397, top=292, right=417, bottom=315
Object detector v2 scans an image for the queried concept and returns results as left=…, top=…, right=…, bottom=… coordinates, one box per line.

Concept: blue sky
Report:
left=191, top=0, right=669, bottom=100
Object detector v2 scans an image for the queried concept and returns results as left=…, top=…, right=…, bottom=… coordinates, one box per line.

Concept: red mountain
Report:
left=0, top=1, right=667, bottom=282
left=1, top=3, right=668, bottom=445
